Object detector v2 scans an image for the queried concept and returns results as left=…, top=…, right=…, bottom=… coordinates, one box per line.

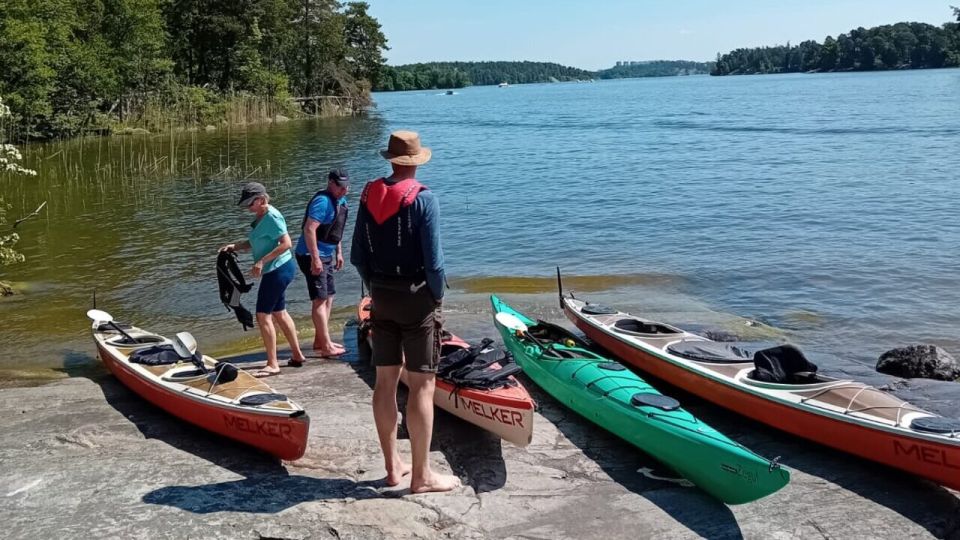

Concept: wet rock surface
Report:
left=878, top=345, right=960, bottom=382
left=3, top=330, right=960, bottom=539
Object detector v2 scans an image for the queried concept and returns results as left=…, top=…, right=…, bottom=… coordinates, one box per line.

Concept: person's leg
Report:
left=255, top=270, right=282, bottom=373
left=402, top=292, right=459, bottom=493
left=322, top=294, right=345, bottom=353
left=405, top=371, right=459, bottom=493
left=373, top=365, right=410, bottom=486
left=267, top=259, right=305, bottom=365
left=311, top=258, right=344, bottom=355
left=273, top=310, right=306, bottom=362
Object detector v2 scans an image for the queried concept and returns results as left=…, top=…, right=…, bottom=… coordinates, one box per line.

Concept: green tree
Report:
left=343, top=2, right=388, bottom=88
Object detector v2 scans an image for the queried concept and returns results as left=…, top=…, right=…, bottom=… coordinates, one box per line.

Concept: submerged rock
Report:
left=877, top=345, right=960, bottom=381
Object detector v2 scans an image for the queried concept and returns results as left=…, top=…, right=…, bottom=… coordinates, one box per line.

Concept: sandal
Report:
left=287, top=358, right=306, bottom=368
left=253, top=368, right=280, bottom=378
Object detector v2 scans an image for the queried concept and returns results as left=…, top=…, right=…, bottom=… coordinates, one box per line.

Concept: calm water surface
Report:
left=2, top=70, right=958, bottom=414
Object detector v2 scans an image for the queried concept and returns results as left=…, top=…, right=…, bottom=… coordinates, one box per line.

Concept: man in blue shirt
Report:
left=294, top=169, right=349, bottom=359
left=351, top=131, right=459, bottom=494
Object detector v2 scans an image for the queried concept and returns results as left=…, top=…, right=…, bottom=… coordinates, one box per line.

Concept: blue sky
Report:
left=364, top=1, right=957, bottom=70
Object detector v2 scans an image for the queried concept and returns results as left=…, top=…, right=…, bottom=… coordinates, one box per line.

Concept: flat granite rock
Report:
left=2, top=346, right=959, bottom=540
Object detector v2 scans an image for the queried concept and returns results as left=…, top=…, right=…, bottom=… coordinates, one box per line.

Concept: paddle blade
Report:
left=495, top=312, right=528, bottom=333
left=173, top=332, right=198, bottom=358
left=86, top=309, right=113, bottom=323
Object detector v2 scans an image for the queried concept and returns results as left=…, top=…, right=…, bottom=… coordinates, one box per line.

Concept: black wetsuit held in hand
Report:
left=216, top=251, right=255, bottom=330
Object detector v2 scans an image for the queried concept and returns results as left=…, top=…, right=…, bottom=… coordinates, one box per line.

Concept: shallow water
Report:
left=2, top=70, right=958, bottom=415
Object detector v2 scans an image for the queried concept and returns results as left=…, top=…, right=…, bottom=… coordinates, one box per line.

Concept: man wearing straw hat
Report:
left=351, top=130, right=460, bottom=493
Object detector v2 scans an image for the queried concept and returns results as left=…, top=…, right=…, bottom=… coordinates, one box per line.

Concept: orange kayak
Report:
left=87, top=310, right=309, bottom=460
left=357, top=296, right=534, bottom=446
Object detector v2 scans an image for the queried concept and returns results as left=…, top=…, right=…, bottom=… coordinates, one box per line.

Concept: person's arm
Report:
left=350, top=207, right=370, bottom=286
left=253, top=233, right=292, bottom=277
left=418, top=191, right=445, bottom=303
left=335, top=240, right=344, bottom=271
left=303, top=218, right=323, bottom=275
left=219, top=239, right=251, bottom=252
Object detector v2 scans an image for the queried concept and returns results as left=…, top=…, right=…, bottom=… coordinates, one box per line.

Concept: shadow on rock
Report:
left=523, top=372, right=744, bottom=540
left=143, top=475, right=381, bottom=514
left=342, top=320, right=509, bottom=494
left=58, top=350, right=372, bottom=513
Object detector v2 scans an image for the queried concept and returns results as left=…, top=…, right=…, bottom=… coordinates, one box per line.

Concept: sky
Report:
left=364, top=1, right=958, bottom=70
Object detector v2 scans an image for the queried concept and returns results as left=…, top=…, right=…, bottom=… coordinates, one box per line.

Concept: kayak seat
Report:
left=109, top=334, right=166, bottom=346
left=239, top=393, right=288, bottom=406
left=631, top=393, right=680, bottom=411
left=910, top=416, right=960, bottom=435
left=749, top=345, right=820, bottom=384
left=129, top=344, right=190, bottom=366
left=613, top=318, right=681, bottom=336
left=667, top=340, right=756, bottom=363
left=163, top=368, right=207, bottom=380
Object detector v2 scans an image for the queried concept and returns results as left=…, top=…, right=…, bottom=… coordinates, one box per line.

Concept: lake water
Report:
left=2, top=70, right=959, bottom=415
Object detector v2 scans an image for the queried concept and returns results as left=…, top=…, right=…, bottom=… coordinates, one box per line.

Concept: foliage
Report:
left=0, top=96, right=37, bottom=270
left=596, top=60, right=713, bottom=78
left=374, top=61, right=595, bottom=91
left=0, top=0, right=389, bottom=139
left=713, top=16, right=960, bottom=76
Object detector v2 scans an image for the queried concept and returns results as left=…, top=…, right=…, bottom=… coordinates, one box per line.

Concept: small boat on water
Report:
left=86, top=309, right=309, bottom=460
left=498, top=82, right=509, bottom=88
left=445, top=90, right=455, bottom=95
left=558, top=271, right=960, bottom=491
left=491, top=295, right=790, bottom=504
left=357, top=297, right=534, bottom=446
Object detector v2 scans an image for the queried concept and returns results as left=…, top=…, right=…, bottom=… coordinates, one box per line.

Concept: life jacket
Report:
left=359, top=178, right=429, bottom=280
left=436, top=338, right=522, bottom=390
left=216, top=251, right=255, bottom=330
left=301, top=190, right=348, bottom=245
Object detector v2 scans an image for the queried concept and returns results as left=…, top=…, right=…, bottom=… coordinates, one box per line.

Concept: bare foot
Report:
left=312, top=346, right=345, bottom=357
left=411, top=473, right=461, bottom=494
left=385, top=463, right=412, bottom=487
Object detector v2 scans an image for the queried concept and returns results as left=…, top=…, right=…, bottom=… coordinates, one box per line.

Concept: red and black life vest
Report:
left=301, top=190, right=348, bottom=245
left=359, top=178, right=428, bottom=280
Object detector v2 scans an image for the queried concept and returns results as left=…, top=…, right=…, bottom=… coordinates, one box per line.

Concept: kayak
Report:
left=559, top=285, right=960, bottom=491
left=357, top=297, right=534, bottom=447
left=490, top=295, right=790, bottom=504
left=87, top=309, right=309, bottom=460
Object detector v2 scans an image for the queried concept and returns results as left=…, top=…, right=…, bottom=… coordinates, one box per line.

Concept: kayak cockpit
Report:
left=612, top=317, right=682, bottom=336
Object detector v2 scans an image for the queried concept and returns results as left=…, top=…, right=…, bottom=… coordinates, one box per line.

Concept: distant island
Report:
left=713, top=9, right=960, bottom=75
left=373, top=60, right=713, bottom=92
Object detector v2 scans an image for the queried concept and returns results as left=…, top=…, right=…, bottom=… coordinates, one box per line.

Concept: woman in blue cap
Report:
left=220, top=182, right=307, bottom=376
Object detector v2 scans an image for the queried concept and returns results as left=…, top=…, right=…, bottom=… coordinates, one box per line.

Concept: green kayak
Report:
left=490, top=295, right=789, bottom=505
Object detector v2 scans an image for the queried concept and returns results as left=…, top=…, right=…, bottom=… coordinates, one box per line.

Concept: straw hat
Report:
left=379, top=131, right=432, bottom=166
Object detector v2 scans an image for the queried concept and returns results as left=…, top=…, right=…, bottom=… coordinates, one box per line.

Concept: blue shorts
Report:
left=256, top=258, right=296, bottom=314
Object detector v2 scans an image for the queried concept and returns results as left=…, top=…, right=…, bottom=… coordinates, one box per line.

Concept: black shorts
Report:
left=369, top=284, right=442, bottom=374
left=296, top=254, right=336, bottom=301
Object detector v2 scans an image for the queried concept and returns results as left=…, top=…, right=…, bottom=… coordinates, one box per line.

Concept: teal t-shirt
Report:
left=248, top=205, right=292, bottom=274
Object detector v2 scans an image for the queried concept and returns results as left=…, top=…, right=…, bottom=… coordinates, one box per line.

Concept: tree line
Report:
left=375, top=61, right=596, bottom=91
left=374, top=60, right=716, bottom=91
left=597, top=61, right=712, bottom=78
left=713, top=10, right=960, bottom=75
left=0, top=0, right=387, bottom=139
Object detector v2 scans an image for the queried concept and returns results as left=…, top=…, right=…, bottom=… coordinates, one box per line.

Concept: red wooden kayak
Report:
left=561, top=291, right=960, bottom=490
left=357, top=296, right=534, bottom=446
left=88, top=311, right=309, bottom=460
